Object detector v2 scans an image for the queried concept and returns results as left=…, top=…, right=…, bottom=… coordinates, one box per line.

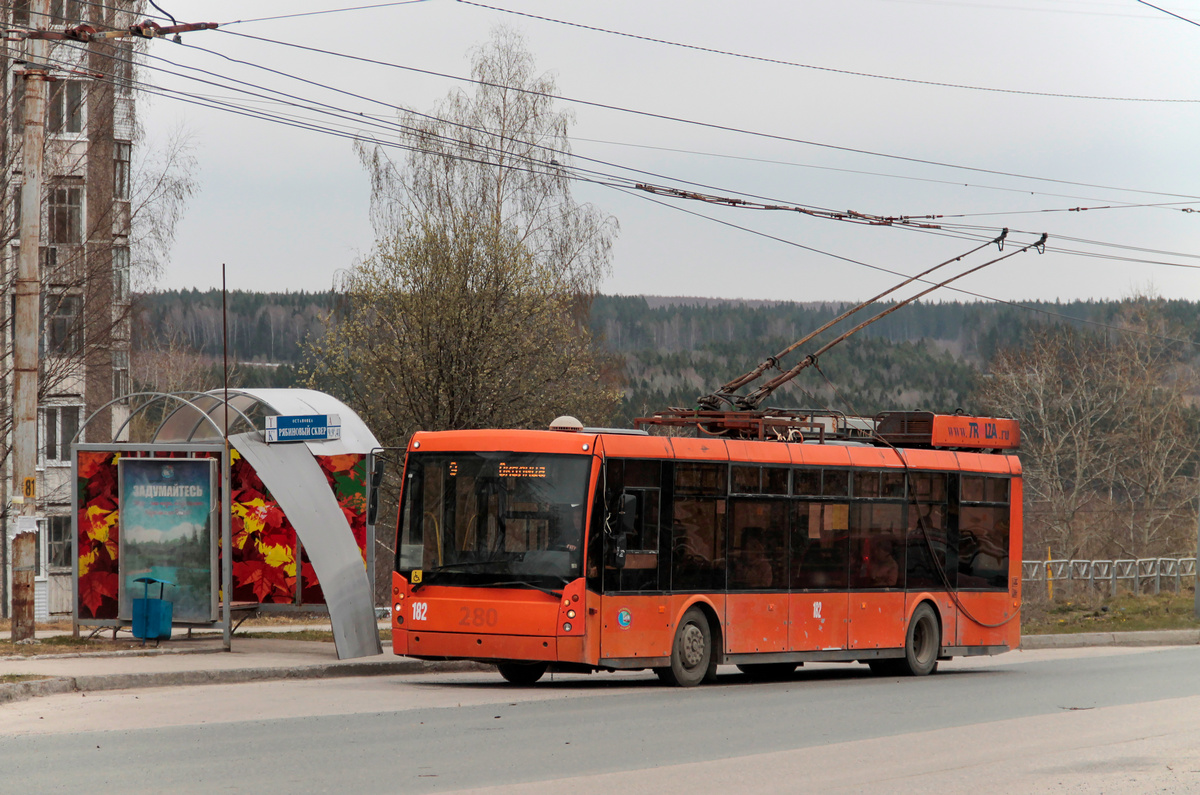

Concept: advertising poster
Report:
left=118, top=457, right=218, bottom=622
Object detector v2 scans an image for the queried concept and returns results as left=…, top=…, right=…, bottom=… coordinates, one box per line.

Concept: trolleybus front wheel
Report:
left=657, top=607, right=715, bottom=687
left=497, top=661, right=548, bottom=685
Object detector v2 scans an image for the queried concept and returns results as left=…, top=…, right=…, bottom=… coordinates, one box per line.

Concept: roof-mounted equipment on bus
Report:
left=875, top=411, right=1020, bottom=450
left=633, top=407, right=1019, bottom=450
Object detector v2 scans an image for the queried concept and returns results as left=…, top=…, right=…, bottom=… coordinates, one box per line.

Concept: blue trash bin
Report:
left=132, top=576, right=173, bottom=643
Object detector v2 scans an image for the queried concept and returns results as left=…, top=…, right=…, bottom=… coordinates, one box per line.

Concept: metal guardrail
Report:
left=1021, top=557, right=1198, bottom=596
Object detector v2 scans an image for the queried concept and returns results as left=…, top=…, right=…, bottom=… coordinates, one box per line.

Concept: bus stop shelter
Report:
left=71, top=388, right=383, bottom=659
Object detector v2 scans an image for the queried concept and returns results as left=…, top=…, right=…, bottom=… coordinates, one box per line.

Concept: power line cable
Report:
left=885, top=221, right=1200, bottom=270
left=614, top=186, right=1199, bottom=346
left=43, top=24, right=1200, bottom=276
left=51, top=38, right=628, bottom=192
left=456, top=0, right=1200, bottom=104
left=899, top=200, right=1200, bottom=220
left=160, top=39, right=867, bottom=216
left=222, top=0, right=432, bottom=26
left=137, top=39, right=1200, bottom=270
left=13, top=0, right=1185, bottom=214
left=865, top=0, right=1161, bottom=19
left=140, top=39, right=1200, bottom=246
left=910, top=219, right=1200, bottom=262
left=49, top=33, right=1200, bottom=277
left=146, top=1, right=177, bottom=26
left=1135, top=0, right=1200, bottom=26
left=122, top=35, right=1091, bottom=238
left=36, top=47, right=612, bottom=193
left=28, top=0, right=1200, bottom=202
left=32, top=18, right=1200, bottom=296
left=28, top=42, right=1200, bottom=352
left=571, top=137, right=1182, bottom=209
left=214, top=27, right=1200, bottom=202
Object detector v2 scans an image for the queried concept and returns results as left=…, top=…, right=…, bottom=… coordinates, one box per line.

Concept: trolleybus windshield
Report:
left=398, top=452, right=591, bottom=588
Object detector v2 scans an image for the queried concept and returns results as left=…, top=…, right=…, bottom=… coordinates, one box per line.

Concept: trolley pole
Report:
left=10, top=0, right=51, bottom=642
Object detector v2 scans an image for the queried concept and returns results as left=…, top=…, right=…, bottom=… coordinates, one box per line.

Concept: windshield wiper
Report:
left=474, top=581, right=563, bottom=598
left=410, top=559, right=512, bottom=591
left=428, top=560, right=509, bottom=572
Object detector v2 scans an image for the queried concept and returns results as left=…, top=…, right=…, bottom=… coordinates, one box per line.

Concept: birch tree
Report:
left=307, top=28, right=621, bottom=445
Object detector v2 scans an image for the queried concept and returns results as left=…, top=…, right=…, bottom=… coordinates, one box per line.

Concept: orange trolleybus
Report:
left=390, top=410, right=1022, bottom=686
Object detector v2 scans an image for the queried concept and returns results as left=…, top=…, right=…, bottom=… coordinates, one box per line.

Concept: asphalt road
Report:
left=3, top=646, right=1199, bottom=794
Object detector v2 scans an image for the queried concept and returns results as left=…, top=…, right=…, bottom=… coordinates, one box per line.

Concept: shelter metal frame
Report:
left=68, top=390, right=381, bottom=652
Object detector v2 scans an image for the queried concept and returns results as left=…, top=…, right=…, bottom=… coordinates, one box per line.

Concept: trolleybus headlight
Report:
left=563, top=622, right=572, bottom=632
left=567, top=610, right=576, bottom=619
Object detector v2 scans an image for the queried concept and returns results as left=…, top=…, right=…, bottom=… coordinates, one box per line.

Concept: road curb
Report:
left=0, top=660, right=493, bottom=705
left=1, top=646, right=226, bottom=663
left=70, top=659, right=492, bottom=693
left=0, top=677, right=75, bottom=705
left=1021, top=629, right=1200, bottom=649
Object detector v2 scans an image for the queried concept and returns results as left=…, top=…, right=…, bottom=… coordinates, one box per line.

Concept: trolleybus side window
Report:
left=905, top=472, right=955, bottom=590
left=823, top=469, right=849, bottom=496
left=849, top=471, right=906, bottom=590
left=958, top=476, right=1011, bottom=590
left=849, top=503, right=905, bottom=589
left=671, top=463, right=727, bottom=591
left=790, top=469, right=850, bottom=591
left=732, top=465, right=760, bottom=495
left=731, top=465, right=789, bottom=496
left=728, top=498, right=788, bottom=590
left=794, top=469, right=821, bottom=497
left=607, top=487, right=661, bottom=591
left=597, top=458, right=663, bottom=592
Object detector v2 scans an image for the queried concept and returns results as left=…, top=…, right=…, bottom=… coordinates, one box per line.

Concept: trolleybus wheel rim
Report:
left=680, top=622, right=706, bottom=668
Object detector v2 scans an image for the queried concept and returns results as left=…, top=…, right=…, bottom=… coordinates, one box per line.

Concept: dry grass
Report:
left=235, top=629, right=392, bottom=643
left=0, top=635, right=156, bottom=656
left=1, top=674, right=50, bottom=683
left=1022, top=588, right=1200, bottom=634
left=0, top=619, right=74, bottom=632
left=229, top=612, right=333, bottom=627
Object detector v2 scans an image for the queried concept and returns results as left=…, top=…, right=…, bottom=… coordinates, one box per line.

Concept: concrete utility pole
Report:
left=10, top=0, right=51, bottom=642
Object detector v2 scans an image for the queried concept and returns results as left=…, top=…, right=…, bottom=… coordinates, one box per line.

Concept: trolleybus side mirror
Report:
left=367, top=457, right=386, bottom=526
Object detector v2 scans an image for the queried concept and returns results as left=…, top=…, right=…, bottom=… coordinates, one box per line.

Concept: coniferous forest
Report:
left=133, top=290, right=1200, bottom=424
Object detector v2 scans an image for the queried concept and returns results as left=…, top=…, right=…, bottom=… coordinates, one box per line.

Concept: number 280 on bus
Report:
left=390, top=411, right=1022, bottom=687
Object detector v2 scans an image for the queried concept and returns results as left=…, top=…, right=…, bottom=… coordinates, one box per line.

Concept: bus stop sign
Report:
left=265, top=414, right=342, bottom=443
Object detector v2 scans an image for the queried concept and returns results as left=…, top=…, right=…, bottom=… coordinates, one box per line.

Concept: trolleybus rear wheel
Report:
left=900, top=603, right=940, bottom=676
left=661, top=607, right=713, bottom=687
left=497, top=661, right=548, bottom=685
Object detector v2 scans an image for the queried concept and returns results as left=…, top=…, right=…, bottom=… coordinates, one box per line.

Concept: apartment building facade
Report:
left=3, top=0, right=136, bottom=618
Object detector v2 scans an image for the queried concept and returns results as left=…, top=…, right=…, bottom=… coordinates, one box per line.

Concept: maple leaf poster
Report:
left=117, top=457, right=218, bottom=623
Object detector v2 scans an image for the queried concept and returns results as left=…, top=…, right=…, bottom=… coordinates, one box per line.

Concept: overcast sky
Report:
left=139, top=0, right=1200, bottom=304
